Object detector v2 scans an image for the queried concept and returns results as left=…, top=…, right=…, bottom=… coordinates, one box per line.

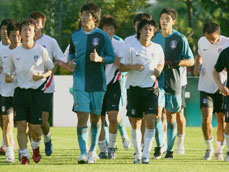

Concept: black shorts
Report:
left=13, top=87, right=43, bottom=125
left=181, top=86, right=186, bottom=108
left=42, top=93, right=53, bottom=113
left=101, top=81, right=121, bottom=116
left=225, top=96, right=229, bottom=123
left=1, top=96, right=14, bottom=115
left=127, top=86, right=158, bottom=118
left=200, top=91, right=226, bottom=113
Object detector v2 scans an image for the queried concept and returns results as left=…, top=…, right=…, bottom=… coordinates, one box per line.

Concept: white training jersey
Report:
left=0, top=46, right=18, bottom=97
left=105, top=39, right=124, bottom=85
left=181, top=67, right=187, bottom=86
left=121, top=40, right=164, bottom=88
left=0, top=41, right=9, bottom=95
left=198, top=35, right=229, bottom=93
left=124, top=34, right=138, bottom=48
left=36, top=34, right=65, bottom=93
left=64, top=44, right=70, bottom=62
left=7, top=44, right=54, bottom=90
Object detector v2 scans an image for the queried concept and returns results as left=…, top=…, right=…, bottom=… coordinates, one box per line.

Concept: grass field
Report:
left=0, top=127, right=228, bottom=172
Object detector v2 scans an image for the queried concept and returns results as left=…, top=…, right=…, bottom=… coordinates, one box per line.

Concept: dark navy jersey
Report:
left=69, top=28, right=115, bottom=92
left=215, top=46, right=229, bottom=87
left=153, top=30, right=194, bottom=94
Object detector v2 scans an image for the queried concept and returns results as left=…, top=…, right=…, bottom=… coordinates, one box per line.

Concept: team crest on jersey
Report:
left=170, top=40, right=177, bottom=49
left=1, top=106, right=5, bottom=113
left=92, top=37, right=99, bottom=47
left=131, top=109, right=136, bottom=115
left=42, top=45, right=46, bottom=48
left=218, top=48, right=222, bottom=53
left=34, top=55, right=39, bottom=62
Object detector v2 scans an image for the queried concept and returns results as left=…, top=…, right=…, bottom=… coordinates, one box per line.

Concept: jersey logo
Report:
left=16, top=57, right=21, bottom=60
left=42, top=45, right=46, bottom=48
left=34, top=55, right=39, bottom=62
left=170, top=40, right=177, bottom=49
left=203, top=48, right=208, bottom=51
left=92, top=37, right=99, bottom=48
left=218, top=48, right=222, bottom=53
left=3, top=56, right=8, bottom=59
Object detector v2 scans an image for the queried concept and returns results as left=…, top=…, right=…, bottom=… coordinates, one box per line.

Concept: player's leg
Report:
left=98, top=115, right=108, bottom=159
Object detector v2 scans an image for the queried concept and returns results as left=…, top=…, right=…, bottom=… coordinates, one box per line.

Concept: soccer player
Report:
left=120, top=19, right=164, bottom=164
left=29, top=11, right=73, bottom=157
left=194, top=22, right=229, bottom=160
left=97, top=15, right=128, bottom=159
left=124, top=12, right=153, bottom=150
left=6, top=19, right=54, bottom=164
left=69, top=3, right=115, bottom=164
left=0, top=21, right=21, bottom=163
left=213, top=46, right=229, bottom=162
left=153, top=7, right=194, bottom=159
left=0, top=18, right=13, bottom=155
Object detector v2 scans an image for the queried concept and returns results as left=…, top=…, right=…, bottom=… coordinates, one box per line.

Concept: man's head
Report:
left=137, top=19, right=159, bottom=41
left=203, top=22, right=220, bottom=44
left=0, top=18, right=13, bottom=40
left=133, top=13, right=152, bottom=32
left=159, top=7, right=177, bottom=31
left=80, top=3, right=101, bottom=28
left=7, top=22, right=21, bottom=46
left=100, top=15, right=116, bottom=38
left=20, top=19, right=37, bottom=42
left=30, top=11, right=47, bottom=31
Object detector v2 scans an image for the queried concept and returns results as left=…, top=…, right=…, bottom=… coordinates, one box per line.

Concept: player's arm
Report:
left=213, top=69, right=229, bottom=96
left=5, top=53, right=15, bottom=83
left=178, top=58, right=194, bottom=67
left=193, top=55, right=202, bottom=76
left=119, top=63, right=144, bottom=72
left=33, top=70, right=52, bottom=81
left=153, top=63, right=164, bottom=78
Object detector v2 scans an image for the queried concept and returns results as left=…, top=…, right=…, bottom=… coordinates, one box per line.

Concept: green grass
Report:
left=0, top=127, right=228, bottom=172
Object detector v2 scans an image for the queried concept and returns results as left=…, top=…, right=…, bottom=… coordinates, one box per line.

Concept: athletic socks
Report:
left=155, top=118, right=163, bottom=147
left=98, top=139, right=107, bottom=153
left=19, top=148, right=29, bottom=159
left=205, top=137, right=214, bottom=150
left=89, top=123, right=101, bottom=153
left=216, top=140, right=226, bottom=153
left=142, top=129, right=155, bottom=158
left=31, top=138, right=41, bottom=149
left=43, top=131, right=52, bottom=143
left=105, top=121, right=109, bottom=147
left=77, top=126, right=88, bottom=155
left=131, top=128, right=142, bottom=157
left=167, top=122, right=177, bottom=151
left=108, top=133, right=118, bottom=148
left=224, top=134, right=229, bottom=152
left=118, top=119, right=128, bottom=139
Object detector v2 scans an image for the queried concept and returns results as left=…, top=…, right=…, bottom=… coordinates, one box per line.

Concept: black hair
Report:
left=0, top=18, right=13, bottom=30
left=160, top=7, right=177, bottom=20
left=137, top=19, right=159, bottom=40
left=7, top=22, right=20, bottom=37
left=133, top=13, right=152, bottom=25
left=203, top=22, right=220, bottom=34
left=99, top=15, right=116, bottom=30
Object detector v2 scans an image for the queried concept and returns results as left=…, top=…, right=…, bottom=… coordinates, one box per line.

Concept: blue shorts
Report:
left=165, top=93, right=182, bottom=113
left=158, top=88, right=165, bottom=108
left=73, top=90, right=105, bottom=115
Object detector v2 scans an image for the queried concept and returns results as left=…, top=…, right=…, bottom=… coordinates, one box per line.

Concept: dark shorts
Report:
left=42, top=93, right=53, bottom=113
left=1, top=96, right=14, bottom=115
left=181, top=86, right=186, bottom=108
left=101, top=81, right=121, bottom=116
left=0, top=95, right=2, bottom=114
left=200, top=91, right=226, bottom=113
left=225, top=96, right=229, bottom=123
left=127, top=86, right=158, bottom=118
left=13, top=87, right=43, bottom=125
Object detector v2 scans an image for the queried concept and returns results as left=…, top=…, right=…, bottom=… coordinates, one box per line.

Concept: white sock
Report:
left=163, top=131, right=167, bottom=147
left=224, top=134, right=229, bottom=152
left=142, top=129, right=155, bottom=158
left=1, top=139, right=5, bottom=147
left=205, top=137, right=214, bottom=150
left=216, top=141, right=226, bottom=153
left=43, top=131, right=52, bottom=143
left=108, top=133, right=117, bottom=148
left=31, top=139, right=41, bottom=149
left=19, top=148, right=29, bottom=159
left=131, top=128, right=142, bottom=158
left=177, top=134, right=185, bottom=146
left=6, top=146, right=14, bottom=159
left=98, top=140, right=107, bottom=153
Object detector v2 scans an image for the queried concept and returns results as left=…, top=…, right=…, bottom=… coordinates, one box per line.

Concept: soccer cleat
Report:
left=204, top=149, right=214, bottom=160
left=142, top=157, right=150, bottom=164
left=134, top=158, right=142, bottom=164
left=33, top=147, right=41, bottom=163
left=77, top=154, right=88, bottom=164
left=153, top=147, right=162, bottom=159
left=122, top=137, right=131, bottom=150
left=165, top=151, right=174, bottom=159
left=6, top=156, right=15, bottom=163
left=0, top=146, right=6, bottom=155
left=88, top=152, right=99, bottom=164
left=99, top=152, right=108, bottom=159
left=215, top=151, right=224, bottom=160
left=21, top=156, right=30, bottom=165
left=108, top=148, right=116, bottom=159
left=45, top=140, right=53, bottom=156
